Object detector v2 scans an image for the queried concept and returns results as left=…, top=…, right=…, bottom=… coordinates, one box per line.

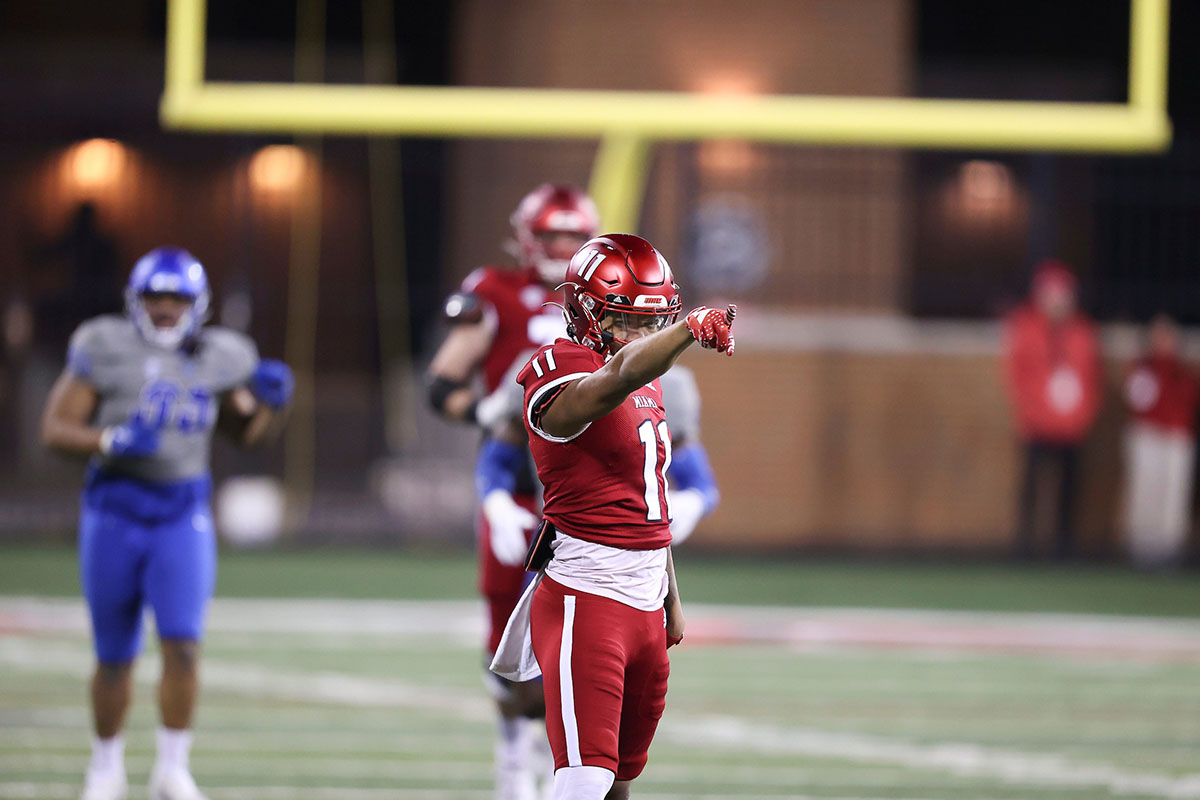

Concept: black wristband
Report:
left=428, top=375, right=466, bottom=414
left=464, top=398, right=480, bottom=425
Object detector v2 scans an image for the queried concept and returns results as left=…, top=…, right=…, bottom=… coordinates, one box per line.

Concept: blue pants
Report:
left=79, top=473, right=216, bottom=664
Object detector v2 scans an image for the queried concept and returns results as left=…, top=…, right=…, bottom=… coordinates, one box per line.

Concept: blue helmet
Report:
left=125, top=247, right=211, bottom=349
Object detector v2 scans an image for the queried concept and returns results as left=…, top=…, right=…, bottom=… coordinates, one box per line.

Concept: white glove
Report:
left=669, top=488, right=707, bottom=544
left=483, top=489, right=537, bottom=566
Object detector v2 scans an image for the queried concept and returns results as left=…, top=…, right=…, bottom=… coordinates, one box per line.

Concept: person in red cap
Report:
left=1121, top=314, right=1199, bottom=568
left=1003, top=259, right=1103, bottom=559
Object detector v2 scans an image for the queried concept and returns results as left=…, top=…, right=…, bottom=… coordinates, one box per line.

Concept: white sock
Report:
left=88, top=734, right=125, bottom=775
left=496, top=714, right=532, bottom=771
left=155, top=726, right=192, bottom=772
left=532, top=727, right=556, bottom=779
left=553, top=765, right=615, bottom=800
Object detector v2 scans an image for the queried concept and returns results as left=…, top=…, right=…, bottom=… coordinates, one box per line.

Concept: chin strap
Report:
left=599, top=323, right=615, bottom=351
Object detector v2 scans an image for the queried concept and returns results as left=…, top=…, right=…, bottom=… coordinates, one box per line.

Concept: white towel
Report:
left=489, top=572, right=543, bottom=681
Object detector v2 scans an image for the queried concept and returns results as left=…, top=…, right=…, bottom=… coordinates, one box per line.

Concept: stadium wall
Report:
left=684, top=316, right=1171, bottom=555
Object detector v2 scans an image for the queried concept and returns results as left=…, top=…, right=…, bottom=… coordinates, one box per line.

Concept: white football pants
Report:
left=1122, top=422, right=1195, bottom=566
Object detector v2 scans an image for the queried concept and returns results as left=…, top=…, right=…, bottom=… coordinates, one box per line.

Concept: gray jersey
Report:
left=67, top=314, right=259, bottom=483
left=659, top=364, right=702, bottom=446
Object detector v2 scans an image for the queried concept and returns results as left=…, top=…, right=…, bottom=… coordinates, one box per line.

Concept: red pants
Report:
left=478, top=493, right=538, bottom=653
left=531, top=576, right=671, bottom=781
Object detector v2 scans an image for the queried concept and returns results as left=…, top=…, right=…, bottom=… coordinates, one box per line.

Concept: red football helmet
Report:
left=562, top=234, right=682, bottom=355
left=511, top=184, right=601, bottom=285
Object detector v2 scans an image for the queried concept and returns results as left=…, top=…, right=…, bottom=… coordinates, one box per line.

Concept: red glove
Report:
left=685, top=304, right=737, bottom=355
left=667, top=632, right=684, bottom=649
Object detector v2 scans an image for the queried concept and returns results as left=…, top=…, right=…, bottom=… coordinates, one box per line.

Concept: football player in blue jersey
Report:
left=655, top=364, right=721, bottom=543
left=41, top=247, right=294, bottom=800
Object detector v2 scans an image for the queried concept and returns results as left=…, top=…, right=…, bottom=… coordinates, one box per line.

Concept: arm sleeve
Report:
left=474, top=438, right=525, bottom=500
left=517, top=342, right=600, bottom=444
left=65, top=323, right=98, bottom=382
left=667, top=442, right=720, bottom=512
left=65, top=318, right=124, bottom=389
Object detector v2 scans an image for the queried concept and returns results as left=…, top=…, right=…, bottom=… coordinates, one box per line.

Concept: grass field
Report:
left=2, top=546, right=1199, bottom=799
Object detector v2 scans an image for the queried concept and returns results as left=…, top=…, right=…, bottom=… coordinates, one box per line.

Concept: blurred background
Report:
left=3, top=3, right=1200, bottom=800
left=0, top=0, right=1192, bottom=560
left=3, top=0, right=1200, bottom=562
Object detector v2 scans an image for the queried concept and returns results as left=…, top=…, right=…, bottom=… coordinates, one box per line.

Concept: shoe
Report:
left=80, top=768, right=127, bottom=800
left=148, top=766, right=209, bottom=800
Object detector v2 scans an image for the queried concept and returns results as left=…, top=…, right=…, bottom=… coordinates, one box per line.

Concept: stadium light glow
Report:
left=249, top=144, right=308, bottom=194
left=960, top=160, right=1013, bottom=207
left=65, top=138, right=128, bottom=191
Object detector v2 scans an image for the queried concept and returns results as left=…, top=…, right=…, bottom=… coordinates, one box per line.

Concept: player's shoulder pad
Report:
left=660, top=364, right=700, bottom=407
left=460, top=266, right=491, bottom=293
left=516, top=338, right=600, bottom=388
left=520, top=340, right=602, bottom=441
left=442, top=291, right=484, bottom=325
left=659, top=363, right=702, bottom=442
left=199, top=326, right=260, bottom=384
left=69, top=314, right=134, bottom=355
left=66, top=314, right=130, bottom=379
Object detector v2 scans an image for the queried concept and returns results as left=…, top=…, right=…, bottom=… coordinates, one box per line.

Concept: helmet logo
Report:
left=574, top=248, right=607, bottom=281
left=634, top=294, right=668, bottom=308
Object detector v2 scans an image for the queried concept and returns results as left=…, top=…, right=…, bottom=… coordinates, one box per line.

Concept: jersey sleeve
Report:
left=205, top=328, right=260, bottom=393
left=659, top=364, right=702, bottom=445
left=65, top=321, right=100, bottom=382
left=65, top=316, right=123, bottom=391
left=517, top=340, right=601, bottom=443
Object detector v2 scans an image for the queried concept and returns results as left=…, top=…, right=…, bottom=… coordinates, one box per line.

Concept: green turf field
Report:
left=3, top=545, right=1199, bottom=616
left=2, top=546, right=1199, bottom=799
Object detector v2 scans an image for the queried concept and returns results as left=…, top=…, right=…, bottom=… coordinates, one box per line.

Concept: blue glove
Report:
left=251, top=359, right=294, bottom=410
left=100, top=416, right=161, bottom=458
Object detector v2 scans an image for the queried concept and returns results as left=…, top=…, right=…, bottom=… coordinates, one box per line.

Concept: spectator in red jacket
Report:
left=1122, top=314, right=1198, bottom=567
left=1003, top=260, right=1103, bottom=559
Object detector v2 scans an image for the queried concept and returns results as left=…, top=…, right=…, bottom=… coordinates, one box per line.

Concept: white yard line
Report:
left=0, top=786, right=500, bottom=800
left=0, top=784, right=1037, bottom=800
left=5, top=598, right=1200, bottom=799
left=5, top=597, right=1200, bottom=660
left=660, top=715, right=1200, bottom=799
left=0, top=753, right=963, bottom=788
left=0, top=637, right=486, bottom=722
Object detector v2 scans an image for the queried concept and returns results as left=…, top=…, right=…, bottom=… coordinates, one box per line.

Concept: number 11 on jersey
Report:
left=637, top=419, right=673, bottom=522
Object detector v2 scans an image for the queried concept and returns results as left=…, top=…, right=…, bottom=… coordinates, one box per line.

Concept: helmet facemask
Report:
left=565, top=287, right=680, bottom=356
left=127, top=288, right=210, bottom=349
left=529, top=230, right=593, bottom=286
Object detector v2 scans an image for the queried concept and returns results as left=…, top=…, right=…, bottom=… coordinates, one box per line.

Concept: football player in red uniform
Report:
left=492, top=234, right=735, bottom=799
left=427, top=184, right=599, bottom=799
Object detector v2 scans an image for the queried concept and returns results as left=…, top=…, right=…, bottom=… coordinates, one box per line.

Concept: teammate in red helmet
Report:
left=427, top=184, right=599, bottom=799
left=491, top=234, right=736, bottom=800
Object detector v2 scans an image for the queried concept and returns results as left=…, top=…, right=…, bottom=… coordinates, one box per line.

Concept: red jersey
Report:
left=517, top=339, right=673, bottom=550
left=1125, top=356, right=1200, bottom=435
left=1003, top=304, right=1102, bottom=443
left=462, top=266, right=563, bottom=392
